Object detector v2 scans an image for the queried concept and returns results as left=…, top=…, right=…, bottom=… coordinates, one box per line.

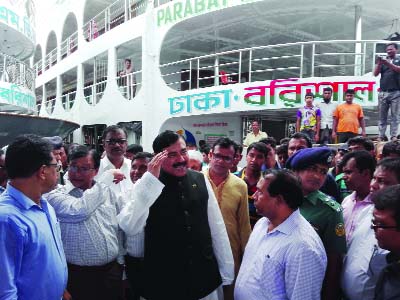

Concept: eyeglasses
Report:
left=105, top=139, right=127, bottom=145
left=212, top=153, right=233, bottom=163
left=370, top=220, right=398, bottom=230
left=46, top=163, right=62, bottom=172
left=69, top=165, right=96, bottom=174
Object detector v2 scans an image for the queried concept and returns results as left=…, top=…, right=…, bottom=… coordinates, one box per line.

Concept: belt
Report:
left=67, top=260, right=118, bottom=271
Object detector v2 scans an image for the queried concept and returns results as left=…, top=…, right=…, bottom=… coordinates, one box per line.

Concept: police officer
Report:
left=286, top=147, right=346, bottom=300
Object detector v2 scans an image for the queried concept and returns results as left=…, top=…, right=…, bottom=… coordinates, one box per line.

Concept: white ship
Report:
left=0, top=0, right=78, bottom=147
left=30, top=0, right=400, bottom=150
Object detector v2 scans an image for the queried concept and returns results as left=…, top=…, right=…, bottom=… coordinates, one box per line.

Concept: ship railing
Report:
left=0, top=52, right=35, bottom=92
left=45, top=96, right=56, bottom=115
left=44, top=48, right=58, bottom=70
left=61, top=90, right=77, bottom=111
left=83, top=0, right=147, bottom=42
left=34, top=59, right=43, bottom=76
left=116, top=70, right=142, bottom=100
left=83, top=80, right=107, bottom=106
left=61, top=31, right=79, bottom=59
left=160, top=39, right=391, bottom=91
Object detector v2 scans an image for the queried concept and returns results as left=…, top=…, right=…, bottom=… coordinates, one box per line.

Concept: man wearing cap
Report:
left=286, top=147, right=347, bottom=300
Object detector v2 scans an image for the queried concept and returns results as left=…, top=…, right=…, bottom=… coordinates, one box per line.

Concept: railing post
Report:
left=197, top=59, right=200, bottom=89
left=125, top=0, right=129, bottom=21
left=92, top=85, right=95, bottom=106
left=214, top=56, right=219, bottom=86
left=372, top=42, right=377, bottom=74
left=362, top=42, right=367, bottom=74
left=238, top=51, right=242, bottom=82
left=311, top=43, right=315, bottom=77
left=300, top=44, right=304, bottom=78
left=248, top=49, right=252, bottom=82
left=189, top=60, right=192, bottom=90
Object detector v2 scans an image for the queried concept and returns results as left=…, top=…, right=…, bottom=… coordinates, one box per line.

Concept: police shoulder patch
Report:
left=335, top=223, right=345, bottom=237
left=319, top=193, right=342, bottom=212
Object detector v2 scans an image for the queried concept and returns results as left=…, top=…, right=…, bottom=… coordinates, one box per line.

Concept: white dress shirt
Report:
left=235, top=210, right=327, bottom=300
left=95, top=155, right=132, bottom=202
left=47, top=180, right=124, bottom=266
left=341, top=207, right=388, bottom=300
left=117, top=171, right=235, bottom=299
left=316, top=100, right=338, bottom=129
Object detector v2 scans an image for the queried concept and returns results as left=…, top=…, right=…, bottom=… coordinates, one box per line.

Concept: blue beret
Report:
left=286, top=147, right=333, bottom=170
left=43, top=136, right=63, bottom=150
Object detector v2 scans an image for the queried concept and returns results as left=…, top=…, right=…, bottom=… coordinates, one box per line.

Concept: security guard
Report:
left=287, top=147, right=346, bottom=300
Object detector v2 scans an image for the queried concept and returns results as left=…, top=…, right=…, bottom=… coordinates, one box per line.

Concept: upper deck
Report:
left=32, top=0, right=400, bottom=148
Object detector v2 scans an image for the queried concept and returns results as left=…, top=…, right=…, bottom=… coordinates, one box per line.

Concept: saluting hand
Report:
left=147, top=150, right=168, bottom=178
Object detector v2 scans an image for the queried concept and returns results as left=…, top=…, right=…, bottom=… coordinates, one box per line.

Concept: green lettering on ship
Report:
left=157, top=0, right=229, bottom=26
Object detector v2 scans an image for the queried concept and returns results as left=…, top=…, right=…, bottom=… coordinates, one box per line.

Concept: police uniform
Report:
left=286, top=147, right=347, bottom=254
left=300, top=190, right=347, bottom=254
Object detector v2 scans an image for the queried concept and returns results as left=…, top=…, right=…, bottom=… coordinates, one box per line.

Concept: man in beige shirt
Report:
left=243, top=121, right=268, bottom=147
left=205, top=137, right=251, bottom=300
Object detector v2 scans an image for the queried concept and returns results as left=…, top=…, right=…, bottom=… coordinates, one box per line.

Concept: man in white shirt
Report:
left=118, top=130, right=234, bottom=300
left=95, top=125, right=132, bottom=200
left=235, top=169, right=327, bottom=300
left=243, top=121, right=268, bottom=147
left=47, top=145, right=124, bottom=300
left=316, top=87, right=338, bottom=145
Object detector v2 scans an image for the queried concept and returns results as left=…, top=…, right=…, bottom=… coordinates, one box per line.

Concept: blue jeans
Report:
left=378, top=90, right=400, bottom=138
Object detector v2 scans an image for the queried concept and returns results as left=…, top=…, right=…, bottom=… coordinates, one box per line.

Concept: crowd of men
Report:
left=1, top=123, right=400, bottom=300
left=1, top=43, right=400, bottom=300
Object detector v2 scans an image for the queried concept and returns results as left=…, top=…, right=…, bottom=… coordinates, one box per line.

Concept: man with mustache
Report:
left=95, top=125, right=132, bottom=200
left=286, top=147, right=347, bottom=300
left=118, top=130, right=234, bottom=300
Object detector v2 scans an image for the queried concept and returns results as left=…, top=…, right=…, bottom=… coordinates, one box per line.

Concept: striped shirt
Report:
left=47, top=181, right=124, bottom=266
left=235, top=209, right=327, bottom=300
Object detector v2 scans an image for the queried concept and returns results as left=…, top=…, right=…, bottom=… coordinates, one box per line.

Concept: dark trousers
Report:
left=300, top=128, right=316, bottom=143
left=67, top=261, right=123, bottom=300
left=125, top=255, right=144, bottom=300
left=337, top=132, right=357, bottom=143
left=319, top=126, right=332, bottom=145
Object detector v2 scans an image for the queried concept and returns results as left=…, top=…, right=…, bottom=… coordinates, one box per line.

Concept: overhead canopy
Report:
left=0, top=113, right=80, bottom=147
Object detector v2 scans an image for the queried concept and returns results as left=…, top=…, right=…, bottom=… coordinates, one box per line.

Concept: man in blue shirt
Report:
left=0, top=135, right=68, bottom=300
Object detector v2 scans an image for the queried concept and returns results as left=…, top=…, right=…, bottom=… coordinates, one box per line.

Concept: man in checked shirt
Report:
left=47, top=145, right=124, bottom=300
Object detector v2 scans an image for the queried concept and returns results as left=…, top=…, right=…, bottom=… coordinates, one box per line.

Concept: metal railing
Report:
left=0, top=52, right=35, bottom=91
left=83, top=0, right=147, bottom=42
left=159, top=39, right=391, bottom=91
left=83, top=80, right=107, bottom=105
left=61, top=90, right=76, bottom=111
left=44, top=48, right=58, bottom=70
left=116, top=71, right=142, bottom=99
left=61, top=31, right=78, bottom=59
left=33, top=59, right=42, bottom=76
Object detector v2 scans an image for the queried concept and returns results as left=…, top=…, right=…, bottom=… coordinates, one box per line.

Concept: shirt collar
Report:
left=267, top=209, right=301, bottom=235
left=6, top=183, right=47, bottom=210
left=102, top=155, right=130, bottom=171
